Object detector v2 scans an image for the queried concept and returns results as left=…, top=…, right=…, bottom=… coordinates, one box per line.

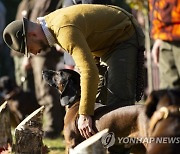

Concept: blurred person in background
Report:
left=29, top=0, right=65, bottom=139
left=0, top=1, right=6, bottom=77
left=1, top=0, right=21, bottom=24
left=10, top=0, right=64, bottom=139
left=7, top=0, right=39, bottom=126
left=12, top=0, right=36, bottom=93
left=0, top=1, right=14, bottom=80
left=149, top=0, right=180, bottom=89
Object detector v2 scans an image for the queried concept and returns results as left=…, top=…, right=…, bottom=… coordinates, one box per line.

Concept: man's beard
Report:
left=40, top=40, right=50, bottom=52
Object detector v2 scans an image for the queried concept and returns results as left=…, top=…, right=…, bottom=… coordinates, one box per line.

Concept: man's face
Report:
left=27, top=37, right=49, bottom=55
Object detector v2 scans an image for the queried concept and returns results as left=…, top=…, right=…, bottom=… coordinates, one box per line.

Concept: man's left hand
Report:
left=78, top=114, right=95, bottom=139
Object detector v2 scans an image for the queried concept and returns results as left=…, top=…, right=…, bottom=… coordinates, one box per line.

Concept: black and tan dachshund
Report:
left=42, top=69, right=148, bottom=154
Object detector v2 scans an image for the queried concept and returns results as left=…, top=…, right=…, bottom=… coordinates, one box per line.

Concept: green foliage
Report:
left=125, top=0, right=148, bottom=15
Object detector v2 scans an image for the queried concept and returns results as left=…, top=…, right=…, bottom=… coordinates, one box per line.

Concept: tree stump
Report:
left=69, top=129, right=108, bottom=154
left=0, top=101, right=12, bottom=153
left=15, top=106, right=45, bottom=154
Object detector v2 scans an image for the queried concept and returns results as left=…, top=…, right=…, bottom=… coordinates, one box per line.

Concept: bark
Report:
left=15, top=106, right=44, bottom=154
left=0, top=101, right=12, bottom=153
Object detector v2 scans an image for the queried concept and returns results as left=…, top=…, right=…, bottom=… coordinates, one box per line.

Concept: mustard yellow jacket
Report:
left=44, top=4, right=136, bottom=115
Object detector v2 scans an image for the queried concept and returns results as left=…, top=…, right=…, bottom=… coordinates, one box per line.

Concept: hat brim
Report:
left=22, top=18, right=29, bottom=57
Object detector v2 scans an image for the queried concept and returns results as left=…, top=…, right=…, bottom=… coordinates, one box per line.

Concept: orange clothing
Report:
left=149, top=0, right=180, bottom=41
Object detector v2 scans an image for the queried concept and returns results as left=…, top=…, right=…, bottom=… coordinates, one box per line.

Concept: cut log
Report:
left=15, top=106, right=45, bottom=154
left=69, top=128, right=109, bottom=154
left=0, top=101, right=12, bottom=153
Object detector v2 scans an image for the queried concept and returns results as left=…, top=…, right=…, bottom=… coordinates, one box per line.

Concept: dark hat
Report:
left=3, top=18, right=29, bottom=57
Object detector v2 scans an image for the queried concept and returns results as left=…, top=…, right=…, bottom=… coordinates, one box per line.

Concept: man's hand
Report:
left=78, top=114, right=95, bottom=139
left=152, top=39, right=162, bottom=65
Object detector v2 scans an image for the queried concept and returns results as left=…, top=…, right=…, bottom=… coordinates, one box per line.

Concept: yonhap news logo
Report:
left=101, top=132, right=116, bottom=148
left=118, top=137, right=180, bottom=144
left=101, top=132, right=180, bottom=147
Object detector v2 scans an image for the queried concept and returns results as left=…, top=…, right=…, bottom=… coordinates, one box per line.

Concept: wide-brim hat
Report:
left=3, top=17, right=29, bottom=57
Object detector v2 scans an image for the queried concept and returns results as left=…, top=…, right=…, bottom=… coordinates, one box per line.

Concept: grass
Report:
left=43, top=137, right=65, bottom=154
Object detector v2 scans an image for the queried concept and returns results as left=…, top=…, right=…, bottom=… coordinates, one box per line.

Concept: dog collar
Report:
left=149, top=106, right=180, bottom=133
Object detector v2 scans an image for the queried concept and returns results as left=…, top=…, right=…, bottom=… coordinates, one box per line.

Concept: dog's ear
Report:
left=145, top=90, right=166, bottom=118
left=145, top=91, right=158, bottom=118
left=60, top=78, right=80, bottom=106
left=61, top=69, right=80, bottom=86
left=59, top=71, right=70, bottom=81
left=59, top=69, right=81, bottom=106
left=168, top=88, right=180, bottom=105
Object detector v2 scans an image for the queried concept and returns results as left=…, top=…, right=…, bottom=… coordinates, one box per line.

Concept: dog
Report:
left=0, top=76, right=40, bottom=127
left=145, top=88, right=180, bottom=154
left=42, top=69, right=148, bottom=154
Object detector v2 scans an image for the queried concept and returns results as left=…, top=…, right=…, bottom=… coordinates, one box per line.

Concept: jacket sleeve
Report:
left=57, top=26, right=99, bottom=115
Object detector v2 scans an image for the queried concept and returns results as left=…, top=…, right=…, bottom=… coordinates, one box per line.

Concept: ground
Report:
left=43, top=137, right=65, bottom=154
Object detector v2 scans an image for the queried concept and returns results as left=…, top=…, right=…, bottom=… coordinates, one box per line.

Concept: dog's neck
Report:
left=66, top=93, right=81, bottom=108
left=66, top=101, right=80, bottom=111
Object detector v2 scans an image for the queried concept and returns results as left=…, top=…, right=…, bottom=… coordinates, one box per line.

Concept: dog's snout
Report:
left=42, top=70, right=54, bottom=79
left=42, top=70, right=54, bottom=84
left=42, top=70, right=48, bottom=79
left=42, top=70, right=60, bottom=90
left=42, top=70, right=48, bottom=76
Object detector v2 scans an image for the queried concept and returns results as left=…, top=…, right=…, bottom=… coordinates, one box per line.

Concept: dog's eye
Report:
left=53, top=76, right=60, bottom=83
left=53, top=78, right=57, bottom=83
left=61, top=82, right=66, bottom=87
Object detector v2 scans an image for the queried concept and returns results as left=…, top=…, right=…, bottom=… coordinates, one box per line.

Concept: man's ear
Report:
left=145, top=89, right=168, bottom=118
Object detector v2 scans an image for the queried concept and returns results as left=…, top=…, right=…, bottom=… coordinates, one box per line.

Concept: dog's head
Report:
left=145, top=88, right=180, bottom=135
left=145, top=88, right=180, bottom=118
left=146, top=88, right=180, bottom=153
left=42, top=69, right=81, bottom=106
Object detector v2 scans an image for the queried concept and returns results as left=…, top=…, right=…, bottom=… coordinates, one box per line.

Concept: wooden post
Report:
left=0, top=101, right=12, bottom=153
left=69, top=129, right=109, bottom=154
left=15, top=106, right=45, bottom=154
left=144, top=1, right=154, bottom=94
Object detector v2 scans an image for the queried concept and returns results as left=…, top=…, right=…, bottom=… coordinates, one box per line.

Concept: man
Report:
left=149, top=0, right=180, bottom=90
left=3, top=4, right=144, bottom=142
